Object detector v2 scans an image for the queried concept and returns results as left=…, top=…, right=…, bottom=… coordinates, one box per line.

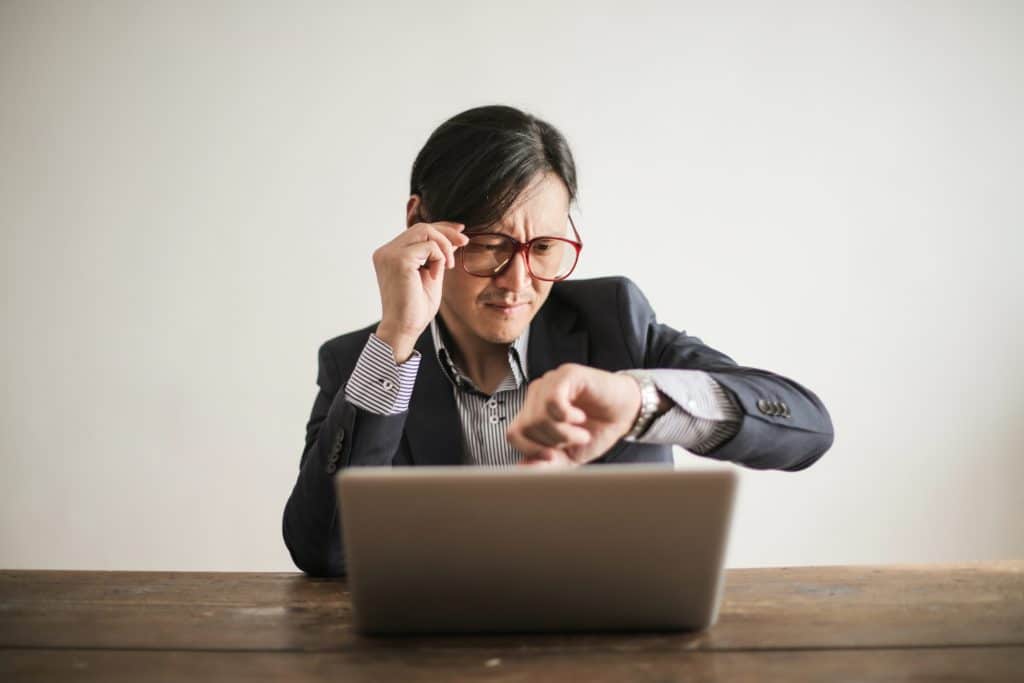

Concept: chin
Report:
left=478, top=320, right=529, bottom=345
left=474, top=303, right=536, bottom=343
left=481, top=329, right=522, bottom=345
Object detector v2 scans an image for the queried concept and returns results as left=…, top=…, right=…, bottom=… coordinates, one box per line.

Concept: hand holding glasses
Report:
left=373, top=214, right=582, bottom=364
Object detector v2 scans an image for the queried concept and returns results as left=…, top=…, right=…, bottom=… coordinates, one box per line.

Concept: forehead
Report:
left=484, top=173, right=571, bottom=238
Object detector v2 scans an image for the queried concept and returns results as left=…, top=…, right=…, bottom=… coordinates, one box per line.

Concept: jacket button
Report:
left=328, top=451, right=339, bottom=464
left=780, top=403, right=790, bottom=418
left=757, top=399, right=771, bottom=414
left=326, top=462, right=337, bottom=475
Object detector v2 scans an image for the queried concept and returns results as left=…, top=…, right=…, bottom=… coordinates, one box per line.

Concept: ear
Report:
left=406, top=195, right=422, bottom=229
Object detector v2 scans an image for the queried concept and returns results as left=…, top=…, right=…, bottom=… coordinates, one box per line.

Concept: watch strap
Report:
left=620, top=370, right=660, bottom=441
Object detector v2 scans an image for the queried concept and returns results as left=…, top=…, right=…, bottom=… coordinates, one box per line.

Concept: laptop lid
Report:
left=337, top=463, right=738, bottom=634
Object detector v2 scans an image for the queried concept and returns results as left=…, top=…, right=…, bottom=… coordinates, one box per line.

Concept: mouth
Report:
left=484, top=302, right=531, bottom=314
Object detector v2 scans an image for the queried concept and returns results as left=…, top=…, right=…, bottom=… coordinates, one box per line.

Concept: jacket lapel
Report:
left=405, top=328, right=463, bottom=466
left=527, top=293, right=589, bottom=378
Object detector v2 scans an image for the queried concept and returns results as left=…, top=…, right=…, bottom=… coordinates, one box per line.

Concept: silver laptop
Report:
left=337, top=463, right=738, bottom=635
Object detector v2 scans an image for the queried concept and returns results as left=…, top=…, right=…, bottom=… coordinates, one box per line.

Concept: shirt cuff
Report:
left=626, top=369, right=741, bottom=454
left=343, top=333, right=421, bottom=415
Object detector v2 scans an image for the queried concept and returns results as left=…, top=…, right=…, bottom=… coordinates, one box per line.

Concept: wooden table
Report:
left=1, top=563, right=1022, bottom=681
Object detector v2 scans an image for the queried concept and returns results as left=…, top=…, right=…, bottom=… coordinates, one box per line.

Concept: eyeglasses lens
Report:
left=462, top=235, right=577, bottom=280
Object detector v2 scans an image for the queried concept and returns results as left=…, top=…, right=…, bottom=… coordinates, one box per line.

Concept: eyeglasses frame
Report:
left=458, top=214, right=584, bottom=282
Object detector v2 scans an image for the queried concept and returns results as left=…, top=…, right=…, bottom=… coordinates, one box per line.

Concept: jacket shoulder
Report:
left=550, top=276, right=653, bottom=317
left=549, top=276, right=657, bottom=368
left=551, top=276, right=657, bottom=333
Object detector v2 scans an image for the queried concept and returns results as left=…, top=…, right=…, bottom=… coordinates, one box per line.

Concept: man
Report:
left=283, top=105, right=834, bottom=577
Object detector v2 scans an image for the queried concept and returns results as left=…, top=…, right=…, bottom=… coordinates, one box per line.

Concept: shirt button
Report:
left=487, top=398, right=498, bottom=409
left=380, top=379, right=394, bottom=391
left=488, top=414, right=500, bottom=425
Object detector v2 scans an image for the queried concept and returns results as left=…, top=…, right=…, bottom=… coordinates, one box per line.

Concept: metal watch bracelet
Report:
left=620, top=370, right=660, bottom=441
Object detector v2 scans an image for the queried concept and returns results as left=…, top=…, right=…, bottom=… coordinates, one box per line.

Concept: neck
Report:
left=437, top=311, right=512, bottom=395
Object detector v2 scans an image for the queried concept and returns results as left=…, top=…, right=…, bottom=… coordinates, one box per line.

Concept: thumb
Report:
left=552, top=376, right=588, bottom=424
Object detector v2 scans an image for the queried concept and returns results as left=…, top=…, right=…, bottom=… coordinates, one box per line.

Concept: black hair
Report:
left=409, top=105, right=577, bottom=231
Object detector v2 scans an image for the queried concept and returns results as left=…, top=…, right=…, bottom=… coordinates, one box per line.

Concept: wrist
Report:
left=374, top=323, right=418, bottom=364
left=621, top=373, right=643, bottom=431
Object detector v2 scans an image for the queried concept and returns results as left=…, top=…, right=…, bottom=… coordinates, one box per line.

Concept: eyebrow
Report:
left=472, top=221, right=567, bottom=238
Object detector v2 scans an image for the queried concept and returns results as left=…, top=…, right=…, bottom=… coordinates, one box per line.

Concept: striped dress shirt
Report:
left=343, top=318, right=742, bottom=466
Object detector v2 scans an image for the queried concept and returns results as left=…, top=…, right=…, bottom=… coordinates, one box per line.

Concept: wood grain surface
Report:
left=1, top=563, right=1022, bottom=681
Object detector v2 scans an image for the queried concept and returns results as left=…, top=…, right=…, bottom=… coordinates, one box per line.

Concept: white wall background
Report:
left=2, top=1, right=1021, bottom=571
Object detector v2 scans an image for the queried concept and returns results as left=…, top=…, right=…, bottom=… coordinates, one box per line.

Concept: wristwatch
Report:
left=620, top=370, right=661, bottom=441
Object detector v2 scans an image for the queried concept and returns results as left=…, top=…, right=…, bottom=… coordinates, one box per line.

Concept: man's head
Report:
left=406, top=105, right=579, bottom=351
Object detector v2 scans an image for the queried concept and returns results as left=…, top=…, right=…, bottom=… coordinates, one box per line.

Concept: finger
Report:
left=546, top=386, right=587, bottom=424
left=520, top=450, right=573, bottom=467
left=405, top=225, right=454, bottom=269
left=540, top=376, right=589, bottom=423
left=406, top=240, right=446, bottom=275
left=403, top=229, right=447, bottom=265
left=402, top=222, right=457, bottom=250
left=505, top=423, right=529, bottom=453
left=507, top=421, right=558, bottom=455
left=508, top=401, right=590, bottom=452
left=518, top=449, right=553, bottom=465
left=409, top=220, right=464, bottom=232
left=425, top=220, right=465, bottom=231
left=422, top=242, right=445, bottom=282
left=422, top=225, right=462, bottom=269
left=522, top=420, right=592, bottom=448
left=432, top=226, right=470, bottom=258
left=430, top=222, right=470, bottom=243
left=407, top=222, right=470, bottom=255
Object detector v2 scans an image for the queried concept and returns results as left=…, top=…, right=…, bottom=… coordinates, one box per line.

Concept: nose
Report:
left=493, top=247, right=532, bottom=291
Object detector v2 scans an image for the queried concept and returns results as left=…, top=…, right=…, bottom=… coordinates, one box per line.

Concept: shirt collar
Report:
left=430, top=315, right=530, bottom=394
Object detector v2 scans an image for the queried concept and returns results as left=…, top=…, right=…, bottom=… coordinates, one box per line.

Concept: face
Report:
left=408, top=171, right=572, bottom=354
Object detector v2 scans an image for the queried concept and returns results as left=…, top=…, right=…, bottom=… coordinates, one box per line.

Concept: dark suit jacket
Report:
left=282, top=276, right=834, bottom=576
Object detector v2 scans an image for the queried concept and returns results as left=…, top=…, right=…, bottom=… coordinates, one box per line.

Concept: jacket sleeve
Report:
left=281, top=338, right=411, bottom=577
left=619, top=278, right=834, bottom=471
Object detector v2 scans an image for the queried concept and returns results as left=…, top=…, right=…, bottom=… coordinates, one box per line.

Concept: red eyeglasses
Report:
left=459, top=215, right=583, bottom=281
